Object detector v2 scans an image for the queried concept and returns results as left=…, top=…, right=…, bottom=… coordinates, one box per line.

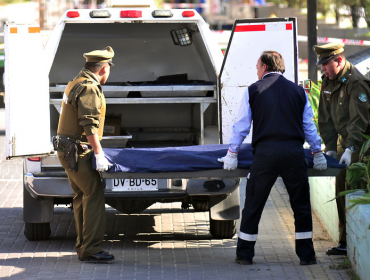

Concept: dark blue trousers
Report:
left=236, top=140, right=315, bottom=262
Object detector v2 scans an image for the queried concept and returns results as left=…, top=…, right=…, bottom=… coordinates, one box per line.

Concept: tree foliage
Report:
left=269, top=0, right=305, bottom=8
left=269, top=0, right=370, bottom=27
left=0, top=0, right=30, bottom=5
left=154, top=0, right=164, bottom=8
left=268, top=0, right=336, bottom=15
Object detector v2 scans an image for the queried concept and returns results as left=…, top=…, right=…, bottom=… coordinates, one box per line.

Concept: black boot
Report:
left=326, top=243, right=347, bottom=256
left=79, top=251, right=115, bottom=263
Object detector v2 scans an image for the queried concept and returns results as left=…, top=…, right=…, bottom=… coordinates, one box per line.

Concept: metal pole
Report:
left=38, top=0, right=44, bottom=30
left=307, top=0, right=317, bottom=84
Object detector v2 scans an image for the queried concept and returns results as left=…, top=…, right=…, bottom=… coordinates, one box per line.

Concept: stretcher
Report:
left=97, top=144, right=346, bottom=179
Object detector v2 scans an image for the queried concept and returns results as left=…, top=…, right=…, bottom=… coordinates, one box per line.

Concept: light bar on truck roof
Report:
left=90, top=10, right=111, bottom=18
left=182, top=11, right=195, bottom=17
left=152, top=10, right=173, bottom=18
left=121, top=10, right=142, bottom=18
left=67, top=11, right=80, bottom=18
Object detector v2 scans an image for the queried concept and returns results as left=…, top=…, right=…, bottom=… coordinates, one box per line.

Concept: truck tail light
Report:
left=152, top=10, right=173, bottom=18
left=90, top=10, right=111, bottom=18
left=121, top=10, right=142, bottom=18
left=182, top=11, right=195, bottom=17
left=67, top=11, right=80, bottom=18
left=27, top=157, right=41, bottom=162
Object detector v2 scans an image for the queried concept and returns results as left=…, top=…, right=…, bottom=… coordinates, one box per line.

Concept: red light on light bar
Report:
left=182, top=11, right=195, bottom=17
left=67, top=11, right=80, bottom=18
left=121, top=10, right=142, bottom=18
left=27, top=157, right=41, bottom=162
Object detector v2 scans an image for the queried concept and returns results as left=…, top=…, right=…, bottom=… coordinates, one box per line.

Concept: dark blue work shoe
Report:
left=79, top=251, right=115, bottom=263
left=300, top=258, right=317, bottom=265
left=326, top=244, right=347, bottom=256
left=235, top=257, right=253, bottom=265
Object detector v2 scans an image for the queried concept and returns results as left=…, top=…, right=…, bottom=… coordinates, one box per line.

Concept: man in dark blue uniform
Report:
left=219, top=51, right=327, bottom=265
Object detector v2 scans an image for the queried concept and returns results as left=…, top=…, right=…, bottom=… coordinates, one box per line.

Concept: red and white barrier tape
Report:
left=211, top=31, right=370, bottom=46
left=294, top=35, right=370, bottom=46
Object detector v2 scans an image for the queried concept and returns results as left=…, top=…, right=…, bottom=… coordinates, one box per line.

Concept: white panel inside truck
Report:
left=219, top=18, right=298, bottom=144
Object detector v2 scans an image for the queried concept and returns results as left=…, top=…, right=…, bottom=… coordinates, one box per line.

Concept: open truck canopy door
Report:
left=219, top=18, right=298, bottom=144
left=4, top=24, right=51, bottom=159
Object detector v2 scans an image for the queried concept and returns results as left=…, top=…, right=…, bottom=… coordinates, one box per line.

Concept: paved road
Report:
left=0, top=109, right=349, bottom=280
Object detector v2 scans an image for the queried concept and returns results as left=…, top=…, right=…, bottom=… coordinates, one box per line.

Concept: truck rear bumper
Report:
left=25, top=173, right=238, bottom=198
left=25, top=167, right=341, bottom=198
left=100, top=168, right=342, bottom=179
left=25, top=173, right=74, bottom=198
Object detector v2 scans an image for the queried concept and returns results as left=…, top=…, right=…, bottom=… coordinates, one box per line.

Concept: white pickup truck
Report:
left=4, top=1, right=301, bottom=241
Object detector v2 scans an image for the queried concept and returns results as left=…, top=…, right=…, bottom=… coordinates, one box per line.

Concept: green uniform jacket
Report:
left=57, top=68, right=104, bottom=141
left=318, top=61, right=370, bottom=152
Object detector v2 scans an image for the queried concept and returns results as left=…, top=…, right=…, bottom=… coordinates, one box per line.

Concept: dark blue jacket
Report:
left=249, top=73, right=306, bottom=147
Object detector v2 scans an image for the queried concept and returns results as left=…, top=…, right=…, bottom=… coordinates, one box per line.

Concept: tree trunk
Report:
left=350, top=5, right=360, bottom=28
left=335, top=5, right=340, bottom=23
left=360, top=0, right=370, bottom=28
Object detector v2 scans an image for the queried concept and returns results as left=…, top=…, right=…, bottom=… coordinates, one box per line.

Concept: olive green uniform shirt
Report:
left=64, top=68, right=104, bottom=139
left=318, top=61, right=370, bottom=152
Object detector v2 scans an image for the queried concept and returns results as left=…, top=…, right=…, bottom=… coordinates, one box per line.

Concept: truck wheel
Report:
left=192, top=199, right=210, bottom=212
left=209, top=216, right=236, bottom=239
left=24, top=222, right=51, bottom=241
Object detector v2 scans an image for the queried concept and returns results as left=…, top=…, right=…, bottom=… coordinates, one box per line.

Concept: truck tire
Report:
left=24, top=222, right=51, bottom=241
left=209, top=216, right=236, bottom=239
left=192, top=199, right=210, bottom=212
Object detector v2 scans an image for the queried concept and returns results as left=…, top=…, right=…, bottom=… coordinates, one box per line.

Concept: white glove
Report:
left=326, top=150, right=337, bottom=159
left=339, top=148, right=352, bottom=166
left=95, top=151, right=113, bottom=172
left=313, top=152, right=327, bottom=170
left=218, top=150, right=238, bottom=171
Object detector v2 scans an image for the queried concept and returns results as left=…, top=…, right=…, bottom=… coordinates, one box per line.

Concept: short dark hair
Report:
left=333, top=51, right=346, bottom=62
left=260, top=51, right=285, bottom=74
left=84, top=62, right=107, bottom=73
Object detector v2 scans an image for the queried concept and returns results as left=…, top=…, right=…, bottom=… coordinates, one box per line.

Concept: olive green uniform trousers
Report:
left=57, top=150, right=105, bottom=259
left=336, top=136, right=360, bottom=243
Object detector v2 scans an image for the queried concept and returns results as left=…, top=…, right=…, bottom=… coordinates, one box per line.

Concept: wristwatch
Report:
left=347, top=146, right=355, bottom=153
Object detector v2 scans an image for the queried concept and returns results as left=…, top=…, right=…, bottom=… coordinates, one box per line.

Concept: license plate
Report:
left=107, top=179, right=158, bottom=191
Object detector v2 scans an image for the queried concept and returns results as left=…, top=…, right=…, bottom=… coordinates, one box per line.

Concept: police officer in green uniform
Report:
left=313, top=42, right=370, bottom=255
left=56, top=46, right=115, bottom=263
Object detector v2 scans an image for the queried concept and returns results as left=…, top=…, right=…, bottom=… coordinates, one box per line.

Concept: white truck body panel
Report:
left=4, top=24, right=51, bottom=159
left=219, top=18, right=298, bottom=144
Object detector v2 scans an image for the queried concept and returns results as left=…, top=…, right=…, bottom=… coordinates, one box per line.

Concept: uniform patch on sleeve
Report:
left=359, top=93, right=368, bottom=102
